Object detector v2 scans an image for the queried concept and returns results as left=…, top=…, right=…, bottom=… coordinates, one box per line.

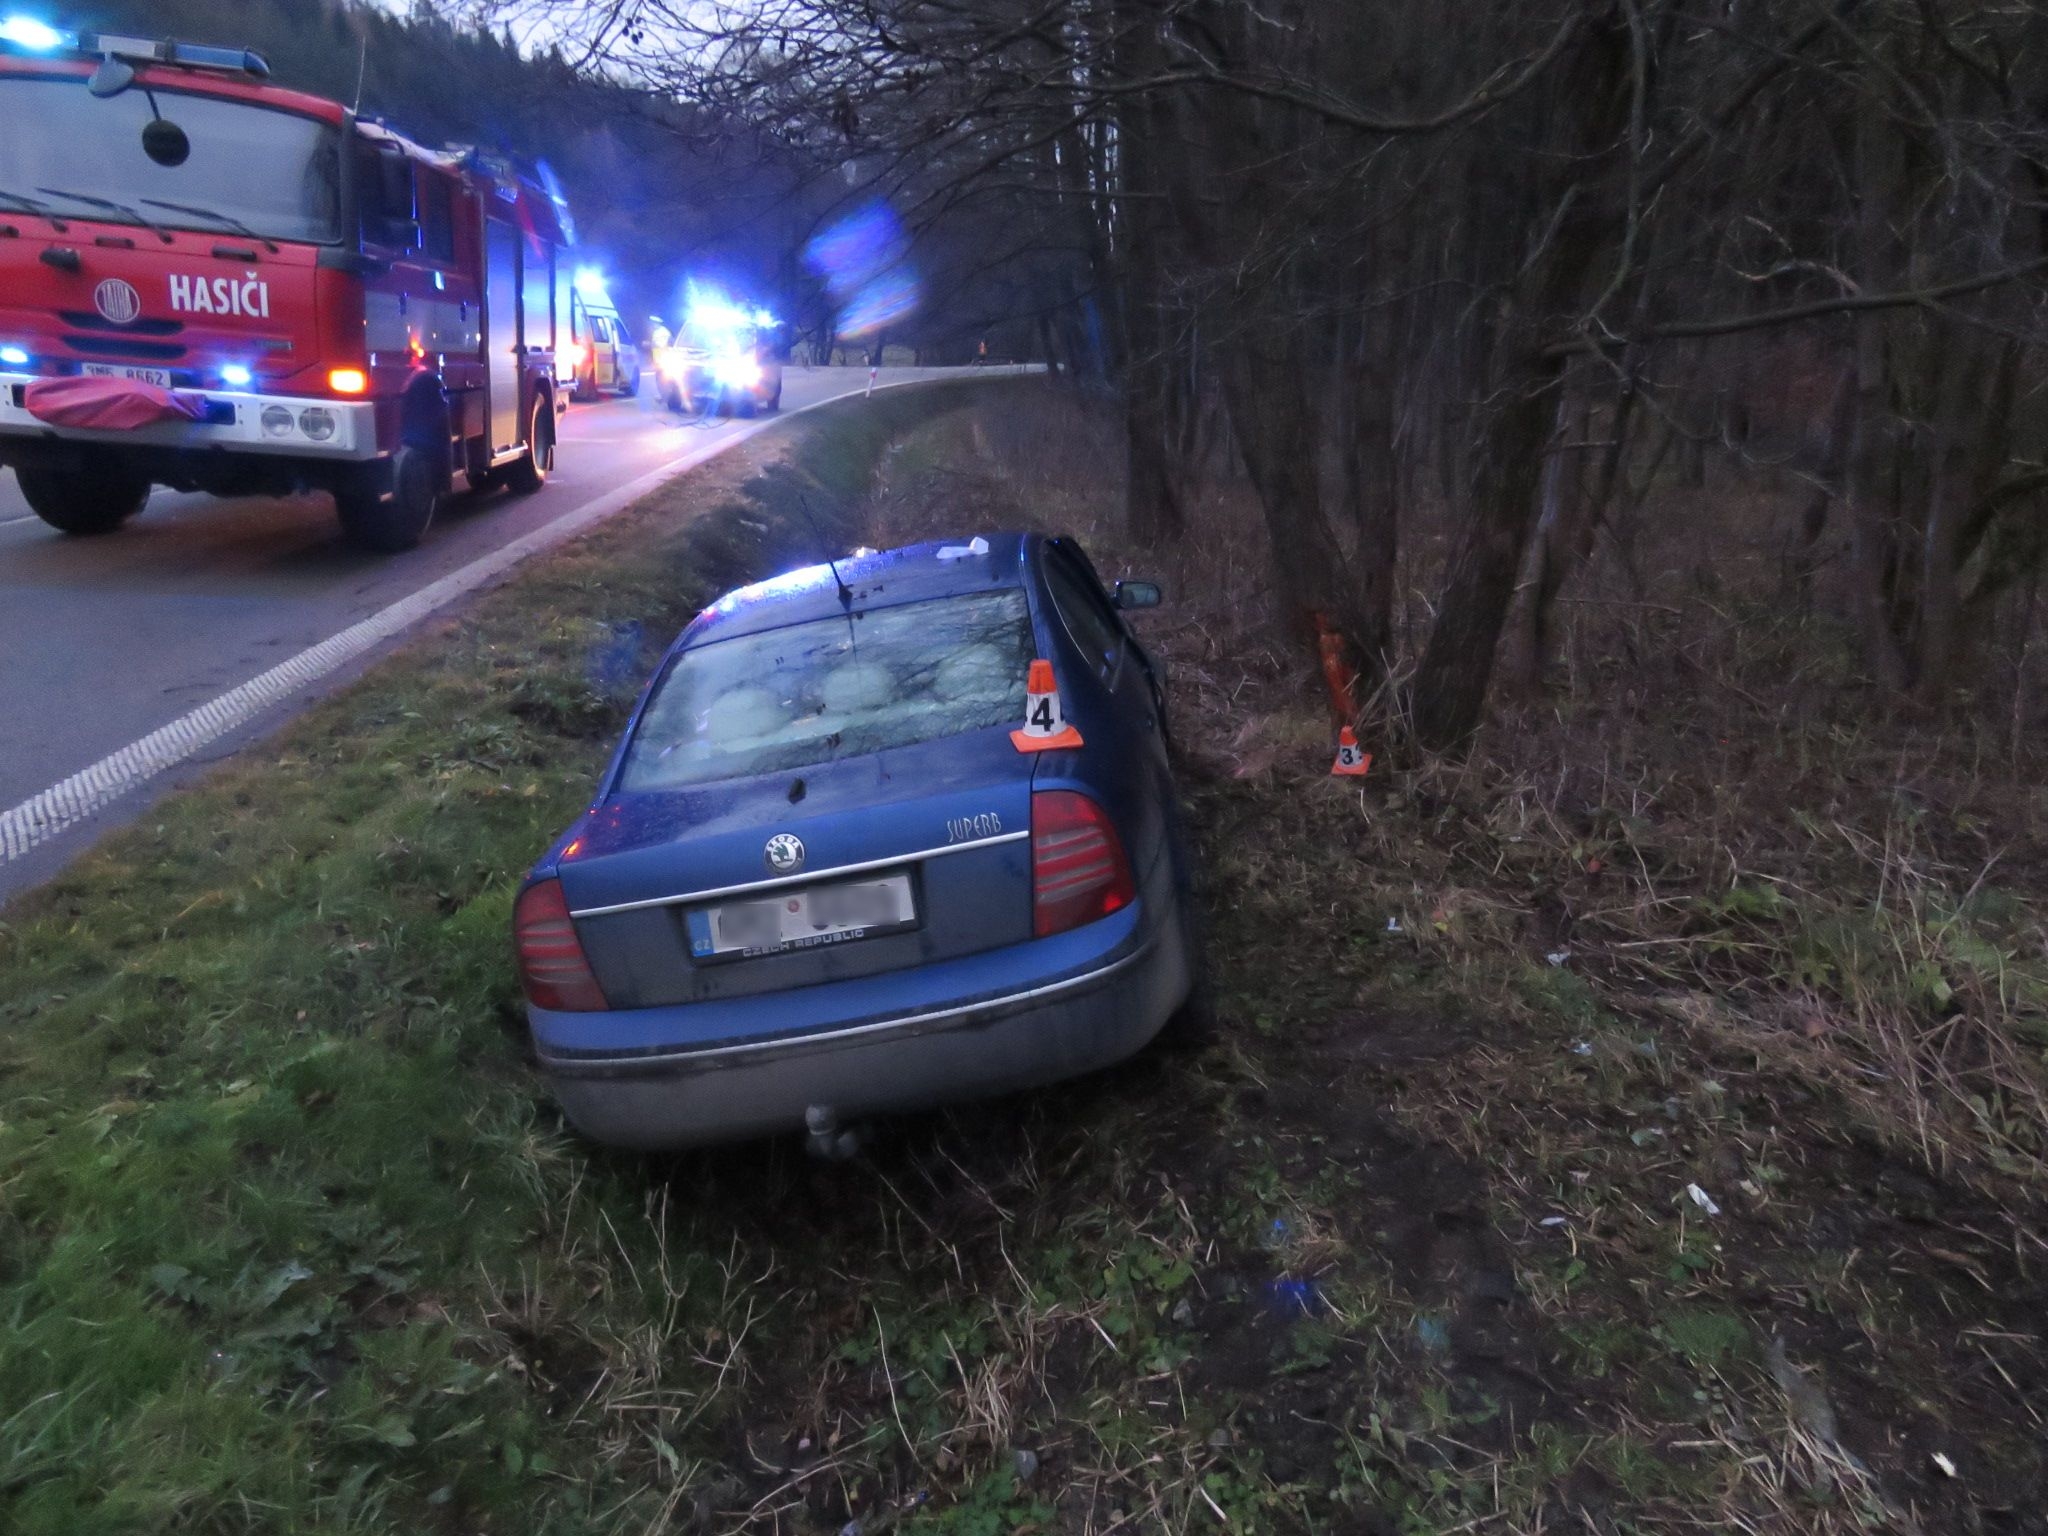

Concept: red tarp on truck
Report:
left=22, top=375, right=209, bottom=430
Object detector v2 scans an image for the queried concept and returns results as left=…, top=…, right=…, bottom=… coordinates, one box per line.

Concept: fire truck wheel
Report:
left=505, top=394, right=554, bottom=495
left=14, top=463, right=151, bottom=536
left=335, top=446, right=438, bottom=553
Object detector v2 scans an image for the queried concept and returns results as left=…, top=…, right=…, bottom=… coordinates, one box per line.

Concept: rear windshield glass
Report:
left=619, top=589, right=1033, bottom=790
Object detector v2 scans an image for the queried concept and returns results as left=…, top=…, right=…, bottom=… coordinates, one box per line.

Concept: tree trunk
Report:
left=1346, top=263, right=1403, bottom=698
left=1117, top=43, right=1186, bottom=545
left=1412, top=372, right=1569, bottom=745
left=1125, top=364, right=1185, bottom=545
left=1410, top=10, right=1635, bottom=750
left=1214, top=327, right=1363, bottom=653
left=1915, top=336, right=1990, bottom=697
left=1846, top=93, right=1912, bottom=692
left=1500, top=388, right=1588, bottom=695
left=1789, top=365, right=1856, bottom=610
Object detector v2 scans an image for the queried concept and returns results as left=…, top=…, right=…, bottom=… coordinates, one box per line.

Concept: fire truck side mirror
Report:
left=372, top=144, right=418, bottom=250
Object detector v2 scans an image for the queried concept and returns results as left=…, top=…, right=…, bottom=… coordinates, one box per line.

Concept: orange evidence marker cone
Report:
left=1331, top=726, right=1372, bottom=777
left=1011, top=659, right=1085, bottom=752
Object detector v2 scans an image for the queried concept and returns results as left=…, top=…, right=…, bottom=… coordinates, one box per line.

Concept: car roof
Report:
left=679, top=533, right=1032, bottom=649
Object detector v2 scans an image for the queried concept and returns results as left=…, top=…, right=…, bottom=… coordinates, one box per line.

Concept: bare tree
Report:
left=489, top=0, right=2048, bottom=742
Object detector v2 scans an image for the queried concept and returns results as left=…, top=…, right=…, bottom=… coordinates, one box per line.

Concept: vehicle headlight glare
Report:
left=298, top=407, right=336, bottom=441
left=714, top=355, right=761, bottom=389
left=261, top=404, right=295, bottom=438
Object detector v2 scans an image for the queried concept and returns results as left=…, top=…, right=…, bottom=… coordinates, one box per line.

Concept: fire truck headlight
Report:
left=0, top=345, right=28, bottom=367
left=0, top=17, right=69, bottom=51
left=261, top=404, right=295, bottom=438
left=220, top=364, right=252, bottom=388
left=297, top=408, right=337, bottom=442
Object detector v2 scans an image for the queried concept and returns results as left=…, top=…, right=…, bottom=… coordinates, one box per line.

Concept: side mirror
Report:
left=1114, top=579, right=1163, bottom=610
left=372, top=144, right=415, bottom=246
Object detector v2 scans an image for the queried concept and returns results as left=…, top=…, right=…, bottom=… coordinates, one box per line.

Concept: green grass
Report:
left=0, top=382, right=1022, bottom=1533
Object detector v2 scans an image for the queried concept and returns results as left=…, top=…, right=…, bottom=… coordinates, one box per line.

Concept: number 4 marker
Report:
left=1011, top=659, right=1084, bottom=752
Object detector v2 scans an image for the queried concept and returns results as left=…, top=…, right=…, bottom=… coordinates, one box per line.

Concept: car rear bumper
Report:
left=533, top=903, right=1191, bottom=1149
left=0, top=373, right=381, bottom=460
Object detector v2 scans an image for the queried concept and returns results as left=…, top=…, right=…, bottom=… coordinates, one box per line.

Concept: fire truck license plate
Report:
left=81, top=363, right=173, bottom=388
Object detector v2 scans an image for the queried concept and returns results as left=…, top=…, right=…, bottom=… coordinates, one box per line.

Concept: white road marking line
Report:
left=0, top=375, right=979, bottom=865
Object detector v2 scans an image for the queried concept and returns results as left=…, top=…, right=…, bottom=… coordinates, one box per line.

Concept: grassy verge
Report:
left=4, top=379, right=2044, bottom=1536
left=0, top=381, right=1016, bottom=1533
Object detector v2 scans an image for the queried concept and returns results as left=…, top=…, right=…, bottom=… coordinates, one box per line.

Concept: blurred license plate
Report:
left=687, top=873, right=916, bottom=959
left=81, top=363, right=173, bottom=388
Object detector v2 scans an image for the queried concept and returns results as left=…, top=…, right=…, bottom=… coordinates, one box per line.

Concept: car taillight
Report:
left=1031, top=790, right=1135, bottom=938
left=513, top=879, right=607, bottom=1012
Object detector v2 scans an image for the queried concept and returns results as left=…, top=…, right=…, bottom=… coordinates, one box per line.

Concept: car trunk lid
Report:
left=558, top=729, right=1036, bottom=1009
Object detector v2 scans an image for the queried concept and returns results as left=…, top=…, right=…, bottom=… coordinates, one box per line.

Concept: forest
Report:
left=480, top=0, right=2048, bottom=749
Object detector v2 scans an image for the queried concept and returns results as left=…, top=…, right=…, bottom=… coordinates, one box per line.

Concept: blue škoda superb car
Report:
left=514, top=533, right=1199, bottom=1150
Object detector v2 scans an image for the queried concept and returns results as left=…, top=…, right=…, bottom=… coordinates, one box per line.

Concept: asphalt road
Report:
left=0, top=365, right=972, bottom=900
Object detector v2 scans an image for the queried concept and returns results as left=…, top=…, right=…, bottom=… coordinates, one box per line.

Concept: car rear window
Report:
left=618, top=589, right=1033, bottom=789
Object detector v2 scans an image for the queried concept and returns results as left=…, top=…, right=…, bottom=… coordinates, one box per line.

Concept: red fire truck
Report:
left=0, top=20, right=572, bottom=551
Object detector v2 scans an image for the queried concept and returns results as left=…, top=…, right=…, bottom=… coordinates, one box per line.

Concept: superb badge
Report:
left=764, top=833, right=806, bottom=874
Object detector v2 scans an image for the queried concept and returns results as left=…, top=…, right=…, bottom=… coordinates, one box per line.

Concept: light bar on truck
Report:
left=0, top=16, right=65, bottom=50
left=0, top=18, right=269, bottom=78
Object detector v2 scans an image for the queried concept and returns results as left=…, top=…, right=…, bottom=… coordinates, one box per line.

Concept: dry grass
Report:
left=853, top=385, right=2048, bottom=1532
left=872, top=388, right=2048, bottom=1196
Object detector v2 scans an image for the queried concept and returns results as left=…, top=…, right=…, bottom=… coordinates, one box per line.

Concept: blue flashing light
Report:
left=220, top=363, right=253, bottom=388
left=0, top=345, right=29, bottom=367
left=684, top=281, right=770, bottom=350
left=573, top=267, right=607, bottom=300
left=0, top=15, right=68, bottom=50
